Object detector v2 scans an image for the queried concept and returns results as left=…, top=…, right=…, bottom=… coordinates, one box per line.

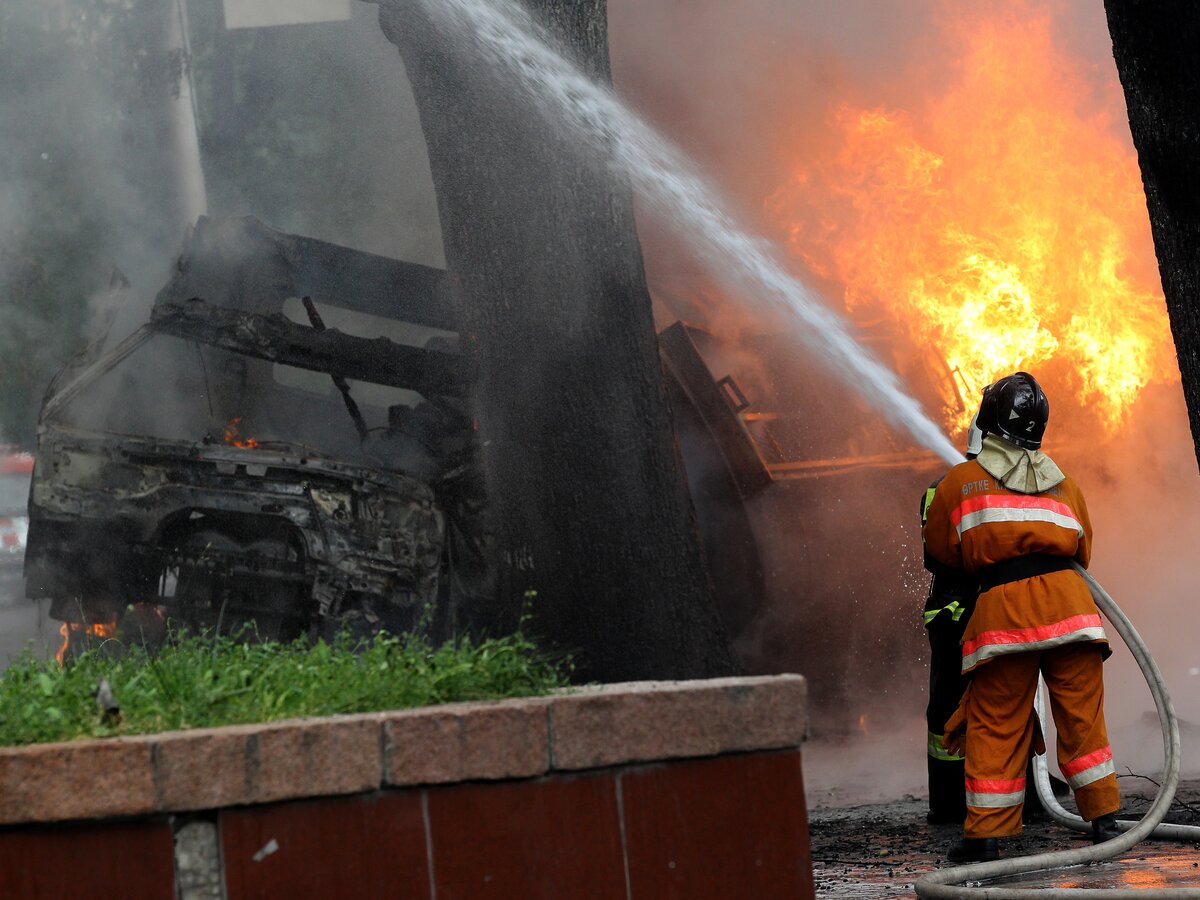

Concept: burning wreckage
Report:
left=25, top=218, right=485, bottom=653
left=26, top=217, right=915, bottom=665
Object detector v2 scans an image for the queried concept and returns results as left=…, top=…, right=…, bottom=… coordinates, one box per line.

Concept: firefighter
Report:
left=921, top=416, right=1064, bottom=827
left=923, top=372, right=1121, bottom=862
left=920, top=415, right=983, bottom=824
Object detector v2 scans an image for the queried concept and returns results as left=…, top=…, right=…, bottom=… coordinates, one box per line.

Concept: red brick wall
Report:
left=225, top=748, right=816, bottom=900
left=0, top=677, right=814, bottom=898
left=0, top=750, right=814, bottom=899
left=0, top=819, right=176, bottom=900
left=220, top=749, right=814, bottom=899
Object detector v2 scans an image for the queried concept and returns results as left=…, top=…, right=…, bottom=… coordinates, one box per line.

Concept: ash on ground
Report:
left=808, top=772, right=1200, bottom=897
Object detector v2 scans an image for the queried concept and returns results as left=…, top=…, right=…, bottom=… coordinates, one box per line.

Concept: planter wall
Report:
left=0, top=675, right=814, bottom=899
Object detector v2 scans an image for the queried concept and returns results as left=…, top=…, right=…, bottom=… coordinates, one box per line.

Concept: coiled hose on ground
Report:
left=914, top=563, right=1200, bottom=898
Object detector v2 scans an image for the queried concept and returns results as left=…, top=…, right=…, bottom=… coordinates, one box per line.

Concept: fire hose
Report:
left=914, top=563, right=1200, bottom=898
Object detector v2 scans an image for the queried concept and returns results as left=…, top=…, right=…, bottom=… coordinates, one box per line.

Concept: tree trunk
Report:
left=1105, top=0, right=1200, bottom=469
left=376, top=0, right=735, bottom=681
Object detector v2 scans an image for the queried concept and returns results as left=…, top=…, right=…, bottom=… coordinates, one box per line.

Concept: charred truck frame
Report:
left=26, top=218, right=481, bottom=649
left=26, top=217, right=803, bottom=657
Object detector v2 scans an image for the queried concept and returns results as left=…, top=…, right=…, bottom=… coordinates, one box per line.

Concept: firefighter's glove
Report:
left=942, top=723, right=966, bottom=758
left=942, top=691, right=969, bottom=758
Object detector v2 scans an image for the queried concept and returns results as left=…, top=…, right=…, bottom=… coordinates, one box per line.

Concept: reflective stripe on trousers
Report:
left=965, top=776, right=1024, bottom=808
left=1062, top=745, right=1116, bottom=789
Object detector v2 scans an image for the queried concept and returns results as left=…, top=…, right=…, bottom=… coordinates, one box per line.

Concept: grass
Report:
left=0, top=625, right=571, bottom=748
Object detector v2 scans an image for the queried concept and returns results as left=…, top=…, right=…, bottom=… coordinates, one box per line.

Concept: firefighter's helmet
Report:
left=978, top=372, right=1049, bottom=450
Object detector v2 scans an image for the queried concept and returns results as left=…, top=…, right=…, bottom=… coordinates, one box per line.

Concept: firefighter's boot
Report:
left=1092, top=813, right=1121, bottom=844
left=947, top=837, right=1000, bottom=863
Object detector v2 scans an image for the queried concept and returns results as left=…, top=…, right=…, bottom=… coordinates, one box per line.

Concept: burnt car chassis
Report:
left=25, top=216, right=819, bottom=659
left=27, top=230, right=476, bottom=651
left=28, top=301, right=469, bottom=647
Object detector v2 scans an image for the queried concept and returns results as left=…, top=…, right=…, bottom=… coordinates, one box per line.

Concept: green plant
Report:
left=0, top=624, right=570, bottom=747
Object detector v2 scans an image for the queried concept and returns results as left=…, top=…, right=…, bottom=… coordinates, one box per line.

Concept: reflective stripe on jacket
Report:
left=922, top=458, right=1107, bottom=674
left=960, top=613, right=1107, bottom=670
left=952, top=494, right=1084, bottom=538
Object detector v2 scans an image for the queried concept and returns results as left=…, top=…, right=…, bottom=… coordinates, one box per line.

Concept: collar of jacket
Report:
left=975, top=434, right=1065, bottom=494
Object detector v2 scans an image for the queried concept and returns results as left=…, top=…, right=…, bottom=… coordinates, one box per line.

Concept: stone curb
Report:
left=549, top=675, right=808, bottom=770
left=0, top=674, right=806, bottom=825
left=0, top=738, right=157, bottom=823
left=383, top=698, right=552, bottom=785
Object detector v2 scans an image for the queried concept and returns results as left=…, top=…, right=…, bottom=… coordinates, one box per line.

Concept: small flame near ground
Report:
left=56, top=621, right=117, bottom=666
left=766, top=2, right=1176, bottom=436
left=223, top=416, right=260, bottom=449
left=55, top=605, right=166, bottom=665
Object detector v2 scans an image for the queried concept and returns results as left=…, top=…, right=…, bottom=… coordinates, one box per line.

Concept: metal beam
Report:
left=151, top=298, right=472, bottom=396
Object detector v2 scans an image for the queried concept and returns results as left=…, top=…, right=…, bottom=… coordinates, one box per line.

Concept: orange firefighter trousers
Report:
left=962, top=642, right=1119, bottom=838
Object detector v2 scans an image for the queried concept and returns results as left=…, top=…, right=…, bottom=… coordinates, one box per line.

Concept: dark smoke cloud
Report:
left=0, top=1, right=445, bottom=443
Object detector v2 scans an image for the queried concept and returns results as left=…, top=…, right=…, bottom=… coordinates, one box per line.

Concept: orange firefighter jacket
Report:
left=922, top=458, right=1109, bottom=674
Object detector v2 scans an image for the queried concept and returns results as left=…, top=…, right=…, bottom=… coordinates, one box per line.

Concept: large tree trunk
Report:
left=1105, top=0, right=1200, bottom=469
left=376, top=0, right=735, bottom=681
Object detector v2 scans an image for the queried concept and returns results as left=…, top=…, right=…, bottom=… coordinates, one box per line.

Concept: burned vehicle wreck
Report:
left=26, top=218, right=787, bottom=658
left=26, top=217, right=481, bottom=650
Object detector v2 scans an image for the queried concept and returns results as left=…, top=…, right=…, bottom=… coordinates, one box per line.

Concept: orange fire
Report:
left=223, top=416, right=260, bottom=449
left=56, top=621, right=117, bottom=666
left=766, top=4, right=1176, bottom=434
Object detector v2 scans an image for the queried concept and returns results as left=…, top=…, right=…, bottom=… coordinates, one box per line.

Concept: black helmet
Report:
left=977, top=372, right=1049, bottom=450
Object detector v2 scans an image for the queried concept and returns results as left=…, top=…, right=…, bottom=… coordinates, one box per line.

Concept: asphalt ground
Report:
left=811, top=793, right=1200, bottom=897
left=806, top=732, right=1200, bottom=898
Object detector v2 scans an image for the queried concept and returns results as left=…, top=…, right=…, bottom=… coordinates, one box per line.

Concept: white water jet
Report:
left=414, top=0, right=962, bottom=465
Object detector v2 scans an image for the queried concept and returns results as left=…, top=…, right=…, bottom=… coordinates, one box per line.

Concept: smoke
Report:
left=1, top=6, right=185, bottom=289
left=0, top=1, right=192, bottom=445
left=182, top=2, right=443, bottom=267
left=605, top=0, right=964, bottom=746
left=0, top=0, right=448, bottom=445
left=1062, top=385, right=1200, bottom=778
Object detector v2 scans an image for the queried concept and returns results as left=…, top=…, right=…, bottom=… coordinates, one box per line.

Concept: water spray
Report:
left=409, top=0, right=1193, bottom=890
left=413, top=0, right=962, bottom=466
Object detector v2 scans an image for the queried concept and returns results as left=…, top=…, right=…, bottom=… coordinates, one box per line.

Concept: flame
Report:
left=223, top=416, right=260, bottom=449
left=56, top=620, right=117, bottom=666
left=766, top=4, right=1175, bottom=434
